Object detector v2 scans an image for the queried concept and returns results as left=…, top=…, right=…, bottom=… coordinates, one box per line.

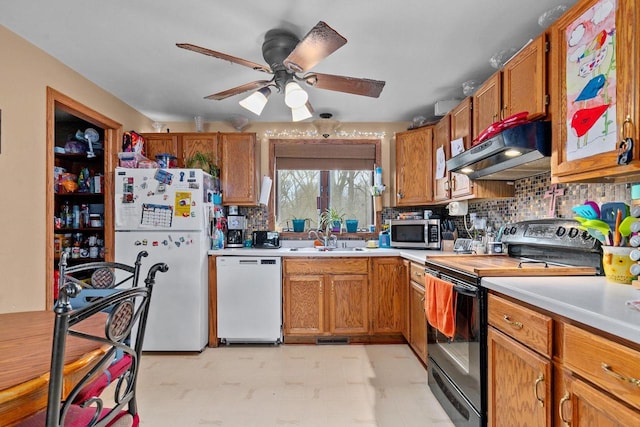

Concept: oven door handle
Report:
left=453, top=284, right=479, bottom=297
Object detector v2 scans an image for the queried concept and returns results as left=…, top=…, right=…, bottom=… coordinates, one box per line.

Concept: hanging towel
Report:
left=425, top=274, right=457, bottom=339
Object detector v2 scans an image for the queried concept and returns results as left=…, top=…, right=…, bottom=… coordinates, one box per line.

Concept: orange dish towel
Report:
left=425, top=275, right=457, bottom=339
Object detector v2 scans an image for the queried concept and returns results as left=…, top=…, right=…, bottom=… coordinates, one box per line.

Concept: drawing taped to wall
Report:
left=565, top=0, right=617, bottom=161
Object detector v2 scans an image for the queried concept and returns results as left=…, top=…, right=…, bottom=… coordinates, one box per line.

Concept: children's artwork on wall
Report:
left=565, top=0, right=617, bottom=161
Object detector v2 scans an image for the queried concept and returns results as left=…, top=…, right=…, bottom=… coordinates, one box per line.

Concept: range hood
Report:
left=446, top=121, right=551, bottom=181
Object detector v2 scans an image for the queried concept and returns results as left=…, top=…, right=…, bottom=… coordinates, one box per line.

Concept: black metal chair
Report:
left=17, top=251, right=168, bottom=427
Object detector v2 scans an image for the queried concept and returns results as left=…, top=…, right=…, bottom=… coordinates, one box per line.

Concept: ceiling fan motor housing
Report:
left=262, top=29, right=299, bottom=72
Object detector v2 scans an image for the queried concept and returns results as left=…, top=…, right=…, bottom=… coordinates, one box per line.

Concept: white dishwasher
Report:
left=216, top=256, right=282, bottom=344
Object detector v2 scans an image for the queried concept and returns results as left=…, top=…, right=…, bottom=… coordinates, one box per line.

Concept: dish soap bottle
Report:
left=212, top=220, right=225, bottom=250
left=379, top=225, right=390, bottom=248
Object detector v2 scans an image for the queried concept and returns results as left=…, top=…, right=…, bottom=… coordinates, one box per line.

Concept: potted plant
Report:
left=185, top=151, right=219, bottom=177
left=290, top=217, right=310, bottom=232
left=320, top=207, right=345, bottom=233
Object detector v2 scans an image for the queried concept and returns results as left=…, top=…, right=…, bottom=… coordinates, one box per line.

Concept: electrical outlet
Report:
left=476, top=217, right=487, bottom=230
left=469, top=213, right=477, bottom=223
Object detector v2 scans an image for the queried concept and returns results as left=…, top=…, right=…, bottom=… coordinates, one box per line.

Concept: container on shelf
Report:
left=155, top=153, right=178, bottom=169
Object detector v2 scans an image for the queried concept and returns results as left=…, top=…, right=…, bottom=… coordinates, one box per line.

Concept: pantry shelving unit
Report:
left=46, top=87, right=121, bottom=307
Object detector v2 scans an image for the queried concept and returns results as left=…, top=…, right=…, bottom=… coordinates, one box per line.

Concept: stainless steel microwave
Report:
left=388, top=219, right=441, bottom=249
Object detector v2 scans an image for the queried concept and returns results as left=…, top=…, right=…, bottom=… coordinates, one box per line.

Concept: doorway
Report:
left=46, top=87, right=122, bottom=308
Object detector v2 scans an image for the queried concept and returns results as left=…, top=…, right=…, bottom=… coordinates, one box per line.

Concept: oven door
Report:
left=427, top=271, right=485, bottom=427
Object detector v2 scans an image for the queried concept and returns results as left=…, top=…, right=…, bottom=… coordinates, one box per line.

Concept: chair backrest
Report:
left=46, top=251, right=168, bottom=426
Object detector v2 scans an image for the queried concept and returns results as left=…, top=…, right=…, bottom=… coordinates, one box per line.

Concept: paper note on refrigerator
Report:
left=174, top=191, right=193, bottom=217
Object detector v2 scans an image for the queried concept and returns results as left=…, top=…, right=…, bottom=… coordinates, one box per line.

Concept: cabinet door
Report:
left=473, top=72, right=502, bottom=139
left=328, top=274, right=369, bottom=335
left=182, top=133, right=218, bottom=169
left=550, top=0, right=639, bottom=182
left=395, top=127, right=433, bottom=206
left=559, top=375, right=640, bottom=426
left=143, top=134, right=179, bottom=161
left=433, top=115, right=451, bottom=202
left=409, top=280, right=427, bottom=364
left=502, top=34, right=547, bottom=119
left=371, top=257, right=405, bottom=334
left=450, top=98, right=474, bottom=198
left=283, top=274, right=324, bottom=335
left=487, top=327, right=552, bottom=427
left=219, top=133, right=258, bottom=205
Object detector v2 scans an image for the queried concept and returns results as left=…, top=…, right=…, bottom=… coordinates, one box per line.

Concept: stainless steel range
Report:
left=424, top=219, right=601, bottom=427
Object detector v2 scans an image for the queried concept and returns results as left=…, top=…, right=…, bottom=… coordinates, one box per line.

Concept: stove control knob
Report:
left=510, top=226, right=517, bottom=235
left=568, top=227, right=579, bottom=238
left=556, top=226, right=567, bottom=237
left=581, top=230, right=591, bottom=240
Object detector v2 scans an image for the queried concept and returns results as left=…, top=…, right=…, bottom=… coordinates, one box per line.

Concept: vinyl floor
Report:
left=134, top=344, right=455, bottom=426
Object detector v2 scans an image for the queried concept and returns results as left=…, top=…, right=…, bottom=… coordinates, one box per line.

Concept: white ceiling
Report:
left=0, top=0, right=576, bottom=124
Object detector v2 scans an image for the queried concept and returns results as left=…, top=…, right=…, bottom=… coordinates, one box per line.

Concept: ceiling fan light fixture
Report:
left=284, top=81, right=308, bottom=108
left=291, top=104, right=313, bottom=122
left=239, top=87, right=271, bottom=116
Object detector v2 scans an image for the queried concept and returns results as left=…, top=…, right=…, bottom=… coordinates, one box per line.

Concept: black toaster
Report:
left=252, top=231, right=281, bottom=248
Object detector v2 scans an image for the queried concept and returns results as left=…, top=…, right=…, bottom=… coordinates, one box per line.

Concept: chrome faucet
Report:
left=308, top=229, right=338, bottom=248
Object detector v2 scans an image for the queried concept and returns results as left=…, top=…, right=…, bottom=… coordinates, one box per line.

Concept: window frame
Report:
left=268, top=138, right=382, bottom=231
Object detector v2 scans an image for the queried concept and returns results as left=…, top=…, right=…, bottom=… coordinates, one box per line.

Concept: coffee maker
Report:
left=226, top=215, right=246, bottom=248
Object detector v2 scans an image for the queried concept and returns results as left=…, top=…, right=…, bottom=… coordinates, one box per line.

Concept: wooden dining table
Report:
left=0, top=310, right=107, bottom=426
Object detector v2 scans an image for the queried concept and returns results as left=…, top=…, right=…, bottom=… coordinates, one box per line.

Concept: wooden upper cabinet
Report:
left=550, top=0, right=640, bottom=183
left=502, top=34, right=548, bottom=119
left=219, top=132, right=259, bottom=206
left=450, top=98, right=474, bottom=198
left=433, top=115, right=451, bottom=202
left=395, top=126, right=433, bottom=206
left=143, top=134, right=179, bottom=163
left=181, top=134, right=218, bottom=168
left=473, top=73, right=502, bottom=140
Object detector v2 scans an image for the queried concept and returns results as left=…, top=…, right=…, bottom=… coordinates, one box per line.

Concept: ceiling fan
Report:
left=176, top=21, right=385, bottom=121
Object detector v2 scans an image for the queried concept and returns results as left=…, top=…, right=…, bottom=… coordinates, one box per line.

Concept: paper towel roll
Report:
left=259, top=176, right=272, bottom=205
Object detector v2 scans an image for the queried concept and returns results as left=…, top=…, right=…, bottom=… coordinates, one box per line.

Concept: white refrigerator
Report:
left=114, top=167, right=213, bottom=351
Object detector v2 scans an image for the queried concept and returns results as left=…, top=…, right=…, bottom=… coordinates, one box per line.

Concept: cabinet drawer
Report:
left=488, top=294, right=552, bottom=357
left=564, top=323, right=640, bottom=411
left=410, top=263, right=425, bottom=285
left=284, top=258, right=368, bottom=275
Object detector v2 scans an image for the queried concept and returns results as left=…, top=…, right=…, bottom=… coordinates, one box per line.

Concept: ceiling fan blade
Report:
left=302, top=73, right=385, bottom=98
left=176, top=43, right=272, bottom=74
left=205, top=80, right=272, bottom=100
left=283, top=21, right=347, bottom=73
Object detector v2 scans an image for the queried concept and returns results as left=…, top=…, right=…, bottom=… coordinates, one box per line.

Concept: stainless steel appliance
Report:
left=388, top=218, right=441, bottom=249
left=226, top=215, right=246, bottom=248
left=216, top=256, right=282, bottom=344
left=424, top=219, right=601, bottom=427
left=252, top=230, right=281, bottom=248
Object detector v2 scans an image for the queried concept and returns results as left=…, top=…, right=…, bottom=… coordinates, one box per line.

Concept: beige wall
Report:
left=0, top=25, right=407, bottom=313
left=0, top=26, right=153, bottom=312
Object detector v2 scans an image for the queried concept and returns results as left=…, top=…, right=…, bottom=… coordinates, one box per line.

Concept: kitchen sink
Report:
left=288, top=247, right=369, bottom=252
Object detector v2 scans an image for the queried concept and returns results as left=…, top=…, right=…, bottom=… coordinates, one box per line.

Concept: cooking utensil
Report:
left=600, top=202, right=629, bottom=229
left=581, top=219, right=611, bottom=245
left=571, top=204, right=598, bottom=219
left=577, top=225, right=607, bottom=243
left=613, top=209, right=622, bottom=246
left=584, top=200, right=600, bottom=218
left=619, top=216, right=635, bottom=238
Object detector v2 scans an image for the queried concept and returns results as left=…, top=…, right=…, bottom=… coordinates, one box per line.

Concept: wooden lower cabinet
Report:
left=408, top=279, right=427, bottom=364
left=488, top=292, right=640, bottom=426
left=558, top=372, right=640, bottom=427
left=283, top=258, right=369, bottom=339
left=370, top=257, right=405, bottom=334
left=487, top=327, right=552, bottom=427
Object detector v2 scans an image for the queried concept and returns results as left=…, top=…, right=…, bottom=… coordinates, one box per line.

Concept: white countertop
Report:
left=208, top=247, right=446, bottom=259
left=482, top=276, right=640, bottom=345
